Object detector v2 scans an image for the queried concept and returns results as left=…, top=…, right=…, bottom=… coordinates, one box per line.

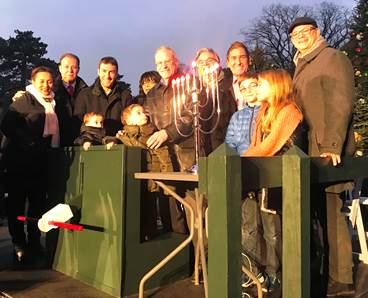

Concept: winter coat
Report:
left=293, top=40, right=356, bottom=193
left=145, top=79, right=195, bottom=171
left=225, top=104, right=261, bottom=155
left=74, top=79, right=133, bottom=136
left=54, top=76, right=88, bottom=146
left=293, top=40, right=355, bottom=157
left=244, top=103, right=303, bottom=157
left=116, top=123, right=177, bottom=192
left=0, top=92, right=57, bottom=174
left=74, top=125, right=106, bottom=146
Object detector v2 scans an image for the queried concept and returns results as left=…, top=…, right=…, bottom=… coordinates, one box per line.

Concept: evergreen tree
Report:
left=116, top=74, right=131, bottom=93
left=0, top=30, right=57, bottom=106
left=344, top=0, right=368, bottom=155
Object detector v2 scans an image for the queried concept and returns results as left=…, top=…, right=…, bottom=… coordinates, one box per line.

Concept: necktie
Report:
left=67, top=85, right=74, bottom=97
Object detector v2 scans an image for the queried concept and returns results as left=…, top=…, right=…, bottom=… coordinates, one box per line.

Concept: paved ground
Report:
left=0, top=219, right=204, bottom=298
left=0, top=218, right=367, bottom=298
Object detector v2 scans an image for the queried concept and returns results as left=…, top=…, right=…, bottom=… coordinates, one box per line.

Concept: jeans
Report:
left=241, top=189, right=282, bottom=277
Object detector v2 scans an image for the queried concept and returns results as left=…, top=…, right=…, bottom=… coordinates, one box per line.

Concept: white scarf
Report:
left=26, top=84, right=60, bottom=148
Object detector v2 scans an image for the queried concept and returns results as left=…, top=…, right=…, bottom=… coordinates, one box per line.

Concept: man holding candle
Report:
left=145, top=46, right=194, bottom=233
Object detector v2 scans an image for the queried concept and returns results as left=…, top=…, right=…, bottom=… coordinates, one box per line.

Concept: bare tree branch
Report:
left=240, top=2, right=351, bottom=73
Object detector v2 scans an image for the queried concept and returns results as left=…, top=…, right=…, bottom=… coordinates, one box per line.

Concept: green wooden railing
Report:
left=199, top=144, right=368, bottom=298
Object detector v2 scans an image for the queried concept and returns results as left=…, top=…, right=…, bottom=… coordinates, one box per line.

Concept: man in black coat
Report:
left=145, top=46, right=194, bottom=234
left=74, top=56, right=133, bottom=137
left=55, top=53, right=88, bottom=146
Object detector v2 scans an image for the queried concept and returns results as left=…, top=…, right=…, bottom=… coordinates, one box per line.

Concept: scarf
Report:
left=293, top=35, right=326, bottom=66
left=26, top=84, right=60, bottom=148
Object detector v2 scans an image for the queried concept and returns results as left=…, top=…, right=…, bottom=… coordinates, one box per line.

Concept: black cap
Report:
left=288, top=17, right=318, bottom=34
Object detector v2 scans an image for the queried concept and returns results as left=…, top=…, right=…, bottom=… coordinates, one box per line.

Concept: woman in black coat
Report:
left=1, top=66, right=60, bottom=261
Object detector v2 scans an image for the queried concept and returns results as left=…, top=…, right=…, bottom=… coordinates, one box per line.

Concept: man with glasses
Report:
left=194, top=48, right=237, bottom=155
left=289, top=17, right=355, bottom=297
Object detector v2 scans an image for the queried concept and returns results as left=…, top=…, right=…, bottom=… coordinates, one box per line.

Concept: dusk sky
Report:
left=1, top=0, right=355, bottom=94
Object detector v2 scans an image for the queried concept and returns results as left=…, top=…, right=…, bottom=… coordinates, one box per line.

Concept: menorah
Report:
left=172, top=61, right=221, bottom=171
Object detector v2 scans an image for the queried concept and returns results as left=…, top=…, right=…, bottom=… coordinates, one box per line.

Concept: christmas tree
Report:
left=344, top=0, right=368, bottom=155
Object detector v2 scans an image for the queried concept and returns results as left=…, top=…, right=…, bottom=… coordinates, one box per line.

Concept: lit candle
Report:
left=186, top=73, right=191, bottom=95
left=176, top=78, right=181, bottom=115
left=181, top=75, right=186, bottom=107
left=210, top=65, right=216, bottom=103
left=172, top=79, right=177, bottom=118
left=191, top=61, right=197, bottom=91
left=204, top=68, right=209, bottom=100
left=214, top=63, right=220, bottom=113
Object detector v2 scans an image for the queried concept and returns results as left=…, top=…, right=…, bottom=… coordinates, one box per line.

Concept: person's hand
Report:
left=320, top=152, right=341, bottom=166
left=105, top=141, right=115, bottom=150
left=146, top=130, right=168, bottom=149
left=83, top=142, right=92, bottom=151
left=12, top=91, right=26, bottom=101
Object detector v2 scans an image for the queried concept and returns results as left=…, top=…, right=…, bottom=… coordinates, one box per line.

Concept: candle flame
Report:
left=192, top=61, right=196, bottom=68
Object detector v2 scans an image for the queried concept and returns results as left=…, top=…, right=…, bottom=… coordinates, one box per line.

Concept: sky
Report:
left=1, top=0, right=356, bottom=94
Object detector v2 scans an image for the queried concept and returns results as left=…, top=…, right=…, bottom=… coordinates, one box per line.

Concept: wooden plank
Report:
left=310, top=156, right=368, bottom=183
left=207, top=144, right=242, bottom=298
left=282, top=147, right=310, bottom=298
left=134, top=171, right=199, bottom=182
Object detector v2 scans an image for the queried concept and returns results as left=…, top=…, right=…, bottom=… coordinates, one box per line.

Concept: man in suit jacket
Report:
left=55, top=53, right=88, bottom=146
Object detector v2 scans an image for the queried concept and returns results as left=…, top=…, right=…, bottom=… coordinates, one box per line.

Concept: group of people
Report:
left=0, top=16, right=356, bottom=297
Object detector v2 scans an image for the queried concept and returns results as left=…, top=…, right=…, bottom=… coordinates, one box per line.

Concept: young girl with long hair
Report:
left=241, top=69, right=303, bottom=293
left=243, top=69, right=303, bottom=156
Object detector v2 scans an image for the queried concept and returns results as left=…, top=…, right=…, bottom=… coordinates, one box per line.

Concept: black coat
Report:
left=74, top=125, right=106, bottom=146
left=145, top=79, right=195, bottom=171
left=74, top=79, right=133, bottom=136
left=199, top=69, right=237, bottom=155
left=0, top=92, right=56, bottom=174
left=54, top=76, right=88, bottom=146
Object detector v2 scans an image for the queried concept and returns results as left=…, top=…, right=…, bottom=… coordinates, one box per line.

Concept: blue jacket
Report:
left=225, top=104, right=260, bottom=155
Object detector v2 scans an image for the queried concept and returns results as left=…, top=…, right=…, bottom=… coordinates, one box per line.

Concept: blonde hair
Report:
left=121, top=104, right=143, bottom=125
left=83, top=112, right=103, bottom=124
left=257, top=69, right=298, bottom=133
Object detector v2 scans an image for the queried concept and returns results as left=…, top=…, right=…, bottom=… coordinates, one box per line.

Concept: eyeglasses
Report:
left=290, top=27, right=316, bottom=39
left=196, top=58, right=218, bottom=67
left=240, top=82, right=258, bottom=92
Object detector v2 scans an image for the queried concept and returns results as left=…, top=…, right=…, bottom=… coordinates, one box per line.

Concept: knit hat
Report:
left=288, top=17, right=318, bottom=34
